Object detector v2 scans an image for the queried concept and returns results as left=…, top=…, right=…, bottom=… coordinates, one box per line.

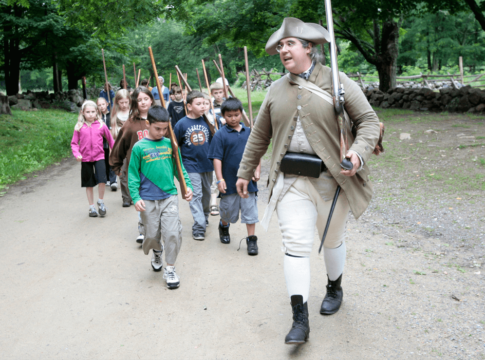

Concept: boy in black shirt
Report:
left=167, top=85, right=186, bottom=129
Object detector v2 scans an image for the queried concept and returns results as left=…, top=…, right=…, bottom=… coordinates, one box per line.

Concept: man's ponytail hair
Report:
left=147, top=105, right=169, bottom=124
left=221, top=97, right=243, bottom=116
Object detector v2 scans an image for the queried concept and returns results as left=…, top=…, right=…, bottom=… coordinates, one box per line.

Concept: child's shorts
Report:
left=219, top=192, right=259, bottom=224
left=81, top=160, right=106, bottom=187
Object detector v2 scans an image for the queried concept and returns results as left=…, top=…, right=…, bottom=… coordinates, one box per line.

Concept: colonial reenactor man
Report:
left=236, top=18, right=381, bottom=344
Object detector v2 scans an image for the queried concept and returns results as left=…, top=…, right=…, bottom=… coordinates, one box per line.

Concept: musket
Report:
left=133, top=63, right=136, bottom=86
left=135, top=69, right=141, bottom=88
left=175, top=65, right=216, bottom=134
left=202, top=59, right=219, bottom=131
left=101, top=49, right=112, bottom=110
left=212, top=59, right=251, bottom=127
left=196, top=68, right=203, bottom=91
left=243, top=46, right=254, bottom=129
left=148, top=46, right=188, bottom=198
left=175, top=70, right=187, bottom=114
left=123, top=64, right=127, bottom=89
left=217, top=54, right=228, bottom=100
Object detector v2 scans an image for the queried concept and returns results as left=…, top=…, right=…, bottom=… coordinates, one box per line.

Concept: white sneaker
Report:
left=111, top=182, right=118, bottom=191
left=136, top=234, right=144, bottom=244
left=106, top=181, right=111, bottom=186
left=163, top=266, right=180, bottom=289
left=151, top=250, right=163, bottom=272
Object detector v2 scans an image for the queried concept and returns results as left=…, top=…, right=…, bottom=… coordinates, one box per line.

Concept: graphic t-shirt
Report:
left=173, top=116, right=214, bottom=173
left=167, top=100, right=186, bottom=128
left=128, top=138, right=192, bottom=204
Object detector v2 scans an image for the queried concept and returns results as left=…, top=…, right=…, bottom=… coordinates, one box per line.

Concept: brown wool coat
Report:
left=237, top=62, right=381, bottom=219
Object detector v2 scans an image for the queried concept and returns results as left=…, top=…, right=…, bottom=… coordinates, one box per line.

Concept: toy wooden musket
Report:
left=201, top=59, right=219, bottom=131
left=135, top=69, right=141, bottom=88
left=175, top=65, right=216, bottom=135
left=122, top=64, right=127, bottom=89
left=218, top=54, right=228, bottom=99
left=243, top=46, right=254, bottom=130
left=148, top=46, right=188, bottom=198
left=169, top=73, right=172, bottom=88
left=101, top=49, right=112, bottom=109
left=133, top=63, right=137, bottom=86
left=196, top=68, right=203, bottom=91
left=175, top=70, right=187, bottom=114
left=212, top=59, right=251, bottom=127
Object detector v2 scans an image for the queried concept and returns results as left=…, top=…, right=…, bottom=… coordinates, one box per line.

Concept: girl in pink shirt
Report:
left=71, top=100, right=115, bottom=217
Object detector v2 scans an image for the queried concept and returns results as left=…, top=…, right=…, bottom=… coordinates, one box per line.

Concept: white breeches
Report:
left=276, top=177, right=350, bottom=257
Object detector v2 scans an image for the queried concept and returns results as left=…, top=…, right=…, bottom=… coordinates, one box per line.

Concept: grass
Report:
left=231, top=87, right=268, bottom=121
left=0, top=109, right=77, bottom=189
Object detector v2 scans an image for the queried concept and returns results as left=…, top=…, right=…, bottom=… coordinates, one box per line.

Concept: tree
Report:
left=461, top=0, right=485, bottom=32
left=167, top=0, right=463, bottom=92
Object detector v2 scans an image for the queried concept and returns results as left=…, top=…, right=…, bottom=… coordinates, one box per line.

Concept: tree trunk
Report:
left=53, top=58, right=60, bottom=92
left=58, top=69, right=63, bottom=92
left=3, top=5, right=22, bottom=96
left=0, top=94, right=12, bottom=115
left=375, top=20, right=399, bottom=92
left=463, top=0, right=485, bottom=32
left=66, top=61, right=79, bottom=89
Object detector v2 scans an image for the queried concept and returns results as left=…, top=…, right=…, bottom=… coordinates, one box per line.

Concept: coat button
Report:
left=297, top=95, right=301, bottom=100
left=272, top=179, right=276, bottom=182
left=291, top=126, right=295, bottom=130
left=363, top=182, right=366, bottom=187
left=297, top=105, right=302, bottom=110
left=288, top=135, right=292, bottom=139
left=298, top=86, right=302, bottom=89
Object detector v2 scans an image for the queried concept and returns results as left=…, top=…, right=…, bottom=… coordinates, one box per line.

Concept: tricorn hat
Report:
left=265, top=17, right=331, bottom=55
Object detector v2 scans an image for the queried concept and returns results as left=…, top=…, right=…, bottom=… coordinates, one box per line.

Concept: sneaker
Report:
left=97, top=200, right=106, bottom=217
left=206, top=218, right=209, bottom=226
left=122, top=200, right=131, bottom=207
left=246, top=235, right=258, bottom=255
left=163, top=266, right=180, bottom=289
left=111, top=182, right=118, bottom=191
left=106, top=181, right=111, bottom=186
left=193, top=232, right=205, bottom=241
left=151, top=249, right=163, bottom=272
left=89, top=207, right=98, bottom=217
left=136, top=234, right=144, bottom=244
left=218, top=222, right=230, bottom=244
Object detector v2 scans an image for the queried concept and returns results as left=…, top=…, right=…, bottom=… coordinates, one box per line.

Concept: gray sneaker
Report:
left=193, top=232, right=205, bottom=241
left=97, top=200, right=106, bottom=217
left=163, top=266, right=180, bottom=289
left=151, top=249, right=163, bottom=272
left=89, top=208, right=98, bottom=217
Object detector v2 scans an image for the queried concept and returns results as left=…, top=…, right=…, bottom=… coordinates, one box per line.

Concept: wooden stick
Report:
left=196, top=68, right=203, bottom=91
left=122, top=65, right=126, bottom=88
left=212, top=59, right=251, bottom=127
left=136, top=69, right=141, bottom=87
left=148, top=47, right=188, bottom=198
left=133, top=63, right=136, bottom=85
left=169, top=73, right=172, bottom=88
left=218, top=54, right=228, bottom=99
left=243, top=46, right=253, bottom=129
left=202, top=59, right=219, bottom=130
left=176, top=65, right=216, bottom=133
left=175, top=70, right=187, bottom=114
left=101, top=49, right=112, bottom=108
left=459, top=56, right=464, bottom=84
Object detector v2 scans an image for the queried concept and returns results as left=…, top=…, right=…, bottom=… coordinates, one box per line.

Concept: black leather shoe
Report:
left=218, top=222, right=230, bottom=244
left=320, top=274, right=343, bottom=315
left=285, top=295, right=310, bottom=344
left=246, top=236, right=258, bottom=256
left=122, top=201, right=131, bottom=207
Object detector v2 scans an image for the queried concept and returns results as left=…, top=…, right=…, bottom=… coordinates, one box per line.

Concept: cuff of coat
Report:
left=349, top=142, right=373, bottom=165
left=348, top=149, right=364, bottom=172
left=236, top=164, right=254, bottom=180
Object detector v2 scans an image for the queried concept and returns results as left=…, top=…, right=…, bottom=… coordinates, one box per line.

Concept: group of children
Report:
left=70, top=79, right=260, bottom=289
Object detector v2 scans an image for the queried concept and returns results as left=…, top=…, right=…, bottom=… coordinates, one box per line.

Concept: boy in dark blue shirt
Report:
left=208, top=98, right=261, bottom=255
left=174, top=91, right=214, bottom=240
left=167, top=85, right=186, bottom=128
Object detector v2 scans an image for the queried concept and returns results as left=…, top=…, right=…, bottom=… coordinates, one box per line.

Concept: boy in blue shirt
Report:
left=208, top=98, right=261, bottom=255
left=174, top=91, right=215, bottom=240
left=151, top=76, right=170, bottom=106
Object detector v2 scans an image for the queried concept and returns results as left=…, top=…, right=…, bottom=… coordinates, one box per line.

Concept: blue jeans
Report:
left=188, top=172, right=212, bottom=234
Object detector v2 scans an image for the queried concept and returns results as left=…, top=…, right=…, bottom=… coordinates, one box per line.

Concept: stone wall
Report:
left=364, top=86, right=485, bottom=113
left=6, top=87, right=119, bottom=113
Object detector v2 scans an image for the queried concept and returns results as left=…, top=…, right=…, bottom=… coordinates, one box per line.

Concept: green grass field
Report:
left=0, top=109, right=77, bottom=192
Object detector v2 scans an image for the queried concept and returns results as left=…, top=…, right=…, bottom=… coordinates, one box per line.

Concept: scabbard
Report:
left=318, top=185, right=341, bottom=254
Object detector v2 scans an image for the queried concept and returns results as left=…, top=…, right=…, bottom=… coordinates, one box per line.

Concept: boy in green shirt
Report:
left=128, top=106, right=193, bottom=289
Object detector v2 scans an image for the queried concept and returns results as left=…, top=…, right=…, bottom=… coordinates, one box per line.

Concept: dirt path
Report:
left=0, top=157, right=484, bottom=359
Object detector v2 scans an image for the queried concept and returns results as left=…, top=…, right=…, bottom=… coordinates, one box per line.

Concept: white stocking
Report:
left=284, top=255, right=310, bottom=303
left=324, top=241, right=346, bottom=281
